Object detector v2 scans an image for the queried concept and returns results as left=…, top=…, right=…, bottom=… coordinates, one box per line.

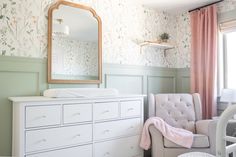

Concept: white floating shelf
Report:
left=140, top=41, right=175, bottom=50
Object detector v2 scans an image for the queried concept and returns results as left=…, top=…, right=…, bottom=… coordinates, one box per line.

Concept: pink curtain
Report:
left=190, top=5, right=217, bottom=119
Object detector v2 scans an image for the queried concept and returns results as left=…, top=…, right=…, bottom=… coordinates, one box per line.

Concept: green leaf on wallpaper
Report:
left=6, top=16, right=9, bottom=20
left=12, top=2, right=16, bottom=5
left=0, top=15, right=4, bottom=19
left=2, top=50, right=6, bottom=55
left=10, top=47, right=15, bottom=51
left=27, top=29, right=33, bottom=34
left=3, top=4, right=7, bottom=8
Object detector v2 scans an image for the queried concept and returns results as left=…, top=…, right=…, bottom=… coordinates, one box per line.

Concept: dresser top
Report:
left=9, top=95, right=146, bottom=103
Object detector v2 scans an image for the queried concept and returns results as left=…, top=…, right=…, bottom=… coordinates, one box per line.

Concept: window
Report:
left=218, top=20, right=236, bottom=94
left=224, top=32, right=236, bottom=88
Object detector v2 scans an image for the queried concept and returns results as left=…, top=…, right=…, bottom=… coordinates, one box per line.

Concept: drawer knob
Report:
left=34, top=115, right=47, bottom=120
left=73, top=134, right=81, bottom=138
left=103, top=129, right=110, bottom=133
left=36, top=138, right=47, bottom=144
left=104, top=152, right=110, bottom=156
left=102, top=110, right=110, bottom=114
left=128, top=126, right=134, bottom=129
left=128, top=108, right=134, bottom=111
left=73, top=113, right=81, bottom=116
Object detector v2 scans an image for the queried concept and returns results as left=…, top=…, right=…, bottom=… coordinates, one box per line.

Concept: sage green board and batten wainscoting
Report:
left=176, top=68, right=191, bottom=93
left=101, top=63, right=189, bottom=94
left=0, top=56, right=47, bottom=156
left=0, top=56, right=190, bottom=156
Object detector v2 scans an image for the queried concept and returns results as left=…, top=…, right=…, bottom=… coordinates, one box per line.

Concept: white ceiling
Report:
left=142, top=0, right=221, bottom=14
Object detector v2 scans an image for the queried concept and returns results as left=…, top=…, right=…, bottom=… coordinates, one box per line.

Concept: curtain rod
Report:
left=188, top=0, right=224, bottom=13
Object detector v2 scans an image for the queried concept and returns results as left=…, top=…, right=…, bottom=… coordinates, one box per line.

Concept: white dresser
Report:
left=9, top=95, right=144, bottom=157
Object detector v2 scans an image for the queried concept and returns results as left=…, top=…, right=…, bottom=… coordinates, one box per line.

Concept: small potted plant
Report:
left=160, top=33, right=170, bottom=43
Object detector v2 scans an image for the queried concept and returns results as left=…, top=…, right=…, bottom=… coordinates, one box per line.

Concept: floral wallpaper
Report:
left=1, top=0, right=236, bottom=68
left=175, top=12, right=191, bottom=68
left=0, top=0, right=177, bottom=68
left=0, top=0, right=53, bottom=58
left=52, top=36, right=98, bottom=78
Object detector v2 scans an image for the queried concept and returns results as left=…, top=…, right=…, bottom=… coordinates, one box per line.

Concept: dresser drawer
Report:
left=26, top=105, right=61, bottom=128
left=94, top=118, right=142, bottom=141
left=120, top=100, right=141, bottom=118
left=26, top=124, right=92, bottom=153
left=63, top=103, right=92, bottom=124
left=93, top=102, right=119, bottom=121
left=26, top=144, right=92, bottom=157
left=94, top=136, right=143, bottom=157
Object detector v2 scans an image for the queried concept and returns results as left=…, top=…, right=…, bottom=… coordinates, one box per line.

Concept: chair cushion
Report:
left=155, top=94, right=196, bottom=133
left=164, top=134, right=210, bottom=148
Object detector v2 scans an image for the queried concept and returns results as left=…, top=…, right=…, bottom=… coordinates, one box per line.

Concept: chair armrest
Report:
left=196, top=119, right=217, bottom=135
left=196, top=119, right=217, bottom=155
left=149, top=125, right=164, bottom=157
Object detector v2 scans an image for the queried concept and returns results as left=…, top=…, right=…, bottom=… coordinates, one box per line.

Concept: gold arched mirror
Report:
left=48, top=1, right=102, bottom=83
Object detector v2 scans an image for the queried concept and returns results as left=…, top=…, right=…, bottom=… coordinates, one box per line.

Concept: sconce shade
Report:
left=53, top=19, right=70, bottom=36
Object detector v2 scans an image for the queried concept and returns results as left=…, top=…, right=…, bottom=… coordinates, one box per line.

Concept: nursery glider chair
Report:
left=148, top=93, right=217, bottom=157
left=178, top=104, right=236, bottom=157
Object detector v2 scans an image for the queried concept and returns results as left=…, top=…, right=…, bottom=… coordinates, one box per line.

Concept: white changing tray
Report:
left=43, top=88, right=119, bottom=98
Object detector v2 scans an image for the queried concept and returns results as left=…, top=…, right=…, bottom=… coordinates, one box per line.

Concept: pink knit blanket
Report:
left=140, top=117, right=193, bottom=150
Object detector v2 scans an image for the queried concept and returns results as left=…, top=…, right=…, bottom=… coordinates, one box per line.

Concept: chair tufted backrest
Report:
left=150, top=93, right=201, bottom=133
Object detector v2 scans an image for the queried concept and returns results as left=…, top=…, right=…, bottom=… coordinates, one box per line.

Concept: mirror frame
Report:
left=48, top=1, right=102, bottom=84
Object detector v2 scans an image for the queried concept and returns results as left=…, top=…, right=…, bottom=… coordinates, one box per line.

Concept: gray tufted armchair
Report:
left=148, top=93, right=217, bottom=157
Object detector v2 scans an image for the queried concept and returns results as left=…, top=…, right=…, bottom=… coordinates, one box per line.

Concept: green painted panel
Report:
left=181, top=76, right=190, bottom=93
left=0, top=56, right=48, bottom=95
left=176, top=68, right=190, bottom=93
left=0, top=71, right=39, bottom=155
left=0, top=56, right=47, bottom=156
left=105, top=74, right=143, bottom=94
left=102, top=63, right=178, bottom=94
left=147, top=76, right=176, bottom=93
